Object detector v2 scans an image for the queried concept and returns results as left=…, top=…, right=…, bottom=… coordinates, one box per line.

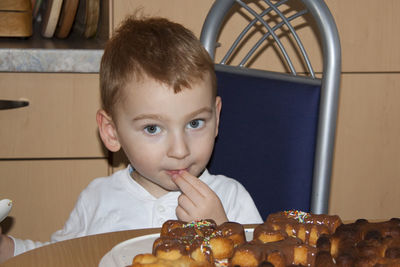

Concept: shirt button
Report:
left=157, top=205, right=165, bottom=212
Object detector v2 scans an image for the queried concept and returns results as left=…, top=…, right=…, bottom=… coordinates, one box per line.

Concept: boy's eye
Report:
left=187, top=119, right=205, bottom=129
left=144, top=125, right=161, bottom=135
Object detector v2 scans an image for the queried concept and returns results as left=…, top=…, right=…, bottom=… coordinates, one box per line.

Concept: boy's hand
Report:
left=172, top=171, right=228, bottom=225
left=0, top=226, right=14, bottom=264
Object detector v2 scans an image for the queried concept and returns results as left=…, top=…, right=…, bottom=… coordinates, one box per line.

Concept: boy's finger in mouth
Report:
left=166, top=169, right=188, bottom=177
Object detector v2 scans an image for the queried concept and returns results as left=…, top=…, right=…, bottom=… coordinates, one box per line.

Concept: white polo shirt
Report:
left=12, top=167, right=263, bottom=256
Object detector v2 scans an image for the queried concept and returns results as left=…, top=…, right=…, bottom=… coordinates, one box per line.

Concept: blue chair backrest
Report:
left=207, top=65, right=322, bottom=220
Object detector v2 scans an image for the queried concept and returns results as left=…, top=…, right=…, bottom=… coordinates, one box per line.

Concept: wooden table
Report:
left=2, top=228, right=161, bottom=267
left=3, top=225, right=258, bottom=267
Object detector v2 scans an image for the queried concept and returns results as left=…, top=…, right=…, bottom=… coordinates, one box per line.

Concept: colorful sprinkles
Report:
left=181, top=220, right=217, bottom=252
left=284, top=210, right=310, bottom=223
left=183, top=220, right=213, bottom=229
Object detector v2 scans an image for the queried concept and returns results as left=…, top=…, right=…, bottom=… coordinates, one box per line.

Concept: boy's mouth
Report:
left=166, top=169, right=188, bottom=176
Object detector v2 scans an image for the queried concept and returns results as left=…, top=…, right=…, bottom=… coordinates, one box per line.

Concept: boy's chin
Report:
left=158, top=180, right=180, bottom=192
left=165, top=184, right=181, bottom=192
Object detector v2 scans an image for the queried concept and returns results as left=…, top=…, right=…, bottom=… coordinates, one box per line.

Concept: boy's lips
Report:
left=166, top=169, right=188, bottom=176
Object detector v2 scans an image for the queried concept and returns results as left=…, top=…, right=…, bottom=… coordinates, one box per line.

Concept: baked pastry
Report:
left=230, top=237, right=317, bottom=267
left=130, top=212, right=400, bottom=267
left=132, top=253, right=213, bottom=267
left=133, top=219, right=246, bottom=266
left=254, top=210, right=342, bottom=247
left=229, top=210, right=342, bottom=267
left=317, top=218, right=400, bottom=266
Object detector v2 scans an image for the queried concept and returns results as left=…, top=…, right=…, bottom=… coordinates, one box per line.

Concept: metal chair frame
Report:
left=200, top=0, right=341, bottom=214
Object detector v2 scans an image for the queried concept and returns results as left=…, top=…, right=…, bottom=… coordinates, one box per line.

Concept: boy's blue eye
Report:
left=187, top=119, right=204, bottom=129
left=144, top=125, right=161, bottom=135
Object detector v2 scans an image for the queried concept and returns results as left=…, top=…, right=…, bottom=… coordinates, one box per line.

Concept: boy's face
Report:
left=110, top=74, right=221, bottom=197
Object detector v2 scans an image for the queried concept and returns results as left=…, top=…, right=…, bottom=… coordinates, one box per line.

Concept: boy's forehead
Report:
left=123, top=73, right=214, bottom=96
left=116, top=76, right=215, bottom=118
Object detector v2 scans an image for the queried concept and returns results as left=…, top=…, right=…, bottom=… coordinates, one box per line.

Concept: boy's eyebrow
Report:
left=132, top=107, right=213, bottom=122
left=132, top=114, right=164, bottom=121
left=186, top=107, right=213, bottom=119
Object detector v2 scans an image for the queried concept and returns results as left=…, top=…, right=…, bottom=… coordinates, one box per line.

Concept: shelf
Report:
left=0, top=0, right=109, bottom=73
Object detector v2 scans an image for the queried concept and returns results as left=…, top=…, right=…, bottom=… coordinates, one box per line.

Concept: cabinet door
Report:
left=0, top=73, right=105, bottom=158
left=327, top=0, right=400, bottom=72
left=0, top=159, right=109, bottom=241
left=330, top=73, right=400, bottom=221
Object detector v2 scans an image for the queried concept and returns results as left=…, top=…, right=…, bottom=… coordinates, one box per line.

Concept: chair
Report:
left=200, top=0, right=341, bottom=219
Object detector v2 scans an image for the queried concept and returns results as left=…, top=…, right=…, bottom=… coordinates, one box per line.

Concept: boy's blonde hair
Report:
left=100, top=15, right=217, bottom=116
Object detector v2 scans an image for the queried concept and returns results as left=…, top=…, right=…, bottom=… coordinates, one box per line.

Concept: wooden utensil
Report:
left=74, top=0, right=100, bottom=38
left=41, top=0, right=64, bottom=38
left=55, top=0, right=80, bottom=38
left=84, top=0, right=99, bottom=38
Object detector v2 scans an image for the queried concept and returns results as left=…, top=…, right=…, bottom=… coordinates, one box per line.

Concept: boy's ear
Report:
left=96, top=110, right=121, bottom=152
left=215, top=96, right=222, bottom=137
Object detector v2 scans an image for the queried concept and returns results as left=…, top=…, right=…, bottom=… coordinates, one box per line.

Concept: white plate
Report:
left=99, top=229, right=254, bottom=267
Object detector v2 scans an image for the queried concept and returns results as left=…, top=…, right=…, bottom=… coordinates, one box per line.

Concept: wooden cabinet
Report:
left=330, top=73, right=400, bottom=220
left=327, top=1, right=400, bottom=220
left=0, top=159, right=109, bottom=241
left=0, top=73, right=109, bottom=240
left=0, top=73, right=105, bottom=158
left=328, top=0, right=400, bottom=72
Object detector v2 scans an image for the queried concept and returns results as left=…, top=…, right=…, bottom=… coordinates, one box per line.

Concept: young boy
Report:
left=0, top=15, right=262, bottom=262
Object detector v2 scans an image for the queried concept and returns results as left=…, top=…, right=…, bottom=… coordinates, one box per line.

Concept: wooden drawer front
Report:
left=0, top=159, right=109, bottom=241
left=330, top=73, right=400, bottom=221
left=328, top=0, right=400, bottom=72
left=0, top=73, right=105, bottom=158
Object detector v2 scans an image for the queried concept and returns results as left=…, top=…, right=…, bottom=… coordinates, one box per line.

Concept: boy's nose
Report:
left=167, top=132, right=190, bottom=159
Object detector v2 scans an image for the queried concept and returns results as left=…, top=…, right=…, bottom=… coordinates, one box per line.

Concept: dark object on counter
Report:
left=0, top=99, right=29, bottom=110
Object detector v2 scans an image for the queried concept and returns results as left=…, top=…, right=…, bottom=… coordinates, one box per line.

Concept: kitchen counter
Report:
left=0, top=47, right=103, bottom=73
left=0, top=13, right=107, bottom=73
